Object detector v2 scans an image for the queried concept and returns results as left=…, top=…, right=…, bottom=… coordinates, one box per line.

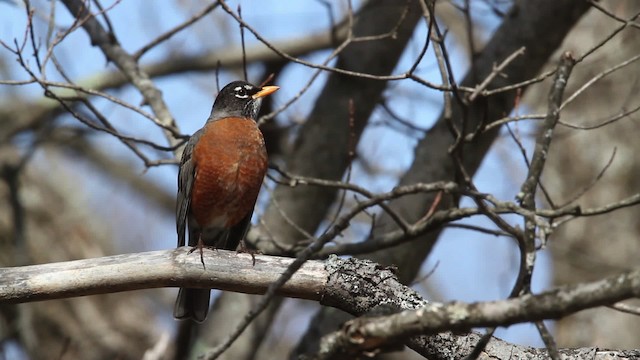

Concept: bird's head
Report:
left=209, top=80, right=279, bottom=121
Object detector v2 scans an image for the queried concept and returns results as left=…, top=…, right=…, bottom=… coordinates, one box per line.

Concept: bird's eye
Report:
left=236, top=88, right=248, bottom=98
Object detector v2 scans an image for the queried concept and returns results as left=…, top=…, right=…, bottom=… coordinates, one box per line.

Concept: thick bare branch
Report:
left=2, top=252, right=640, bottom=359
left=0, top=249, right=325, bottom=303
left=316, top=260, right=640, bottom=358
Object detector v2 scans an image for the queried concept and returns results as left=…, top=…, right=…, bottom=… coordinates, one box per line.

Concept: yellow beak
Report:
left=252, top=85, right=279, bottom=99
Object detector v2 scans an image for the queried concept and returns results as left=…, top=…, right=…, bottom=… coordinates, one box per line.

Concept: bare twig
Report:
left=268, top=165, right=414, bottom=235
left=516, top=52, right=575, bottom=293
left=12, top=45, right=181, bottom=165
left=560, top=103, right=640, bottom=131
left=561, top=53, right=640, bottom=111
left=217, top=0, right=467, bottom=92
left=574, top=6, right=640, bottom=63
left=238, top=4, right=247, bottom=81
left=504, top=121, right=556, bottom=209
left=60, top=0, right=182, bottom=153
left=468, top=46, right=526, bottom=102
left=588, top=0, right=640, bottom=29
left=132, top=2, right=220, bottom=60
left=475, top=113, right=546, bottom=135
left=555, top=147, right=617, bottom=208
left=514, top=52, right=575, bottom=357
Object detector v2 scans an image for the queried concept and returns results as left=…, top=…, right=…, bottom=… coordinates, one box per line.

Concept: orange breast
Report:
left=190, top=117, right=268, bottom=229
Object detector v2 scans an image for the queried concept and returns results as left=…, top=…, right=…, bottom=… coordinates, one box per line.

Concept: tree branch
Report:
left=60, top=0, right=181, bottom=151
left=0, top=248, right=325, bottom=303
left=2, top=251, right=640, bottom=359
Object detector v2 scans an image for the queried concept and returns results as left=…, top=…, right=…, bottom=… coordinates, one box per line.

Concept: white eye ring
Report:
left=235, top=87, right=249, bottom=99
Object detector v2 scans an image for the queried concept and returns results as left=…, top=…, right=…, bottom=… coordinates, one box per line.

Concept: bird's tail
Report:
left=174, top=288, right=211, bottom=323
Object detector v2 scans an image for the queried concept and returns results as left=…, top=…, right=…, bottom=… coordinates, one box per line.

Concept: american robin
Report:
left=174, top=80, right=279, bottom=322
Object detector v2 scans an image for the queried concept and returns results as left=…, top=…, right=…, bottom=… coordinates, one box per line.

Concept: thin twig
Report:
left=133, top=2, right=220, bottom=60
left=516, top=52, right=575, bottom=357
left=561, top=53, right=640, bottom=111
left=468, top=46, right=526, bottom=102
left=268, top=165, right=412, bottom=234
left=61, top=0, right=182, bottom=154
left=238, top=4, right=248, bottom=81
left=217, top=0, right=467, bottom=92
left=555, top=147, right=617, bottom=209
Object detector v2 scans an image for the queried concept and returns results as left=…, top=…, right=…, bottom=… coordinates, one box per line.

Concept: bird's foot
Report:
left=187, top=239, right=207, bottom=270
left=237, top=240, right=260, bottom=266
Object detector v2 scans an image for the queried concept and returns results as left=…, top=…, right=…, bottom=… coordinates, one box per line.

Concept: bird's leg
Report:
left=188, top=236, right=206, bottom=270
left=237, top=239, right=258, bottom=266
left=198, top=236, right=206, bottom=269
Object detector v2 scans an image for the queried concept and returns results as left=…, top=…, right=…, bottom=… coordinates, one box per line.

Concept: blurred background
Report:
left=0, top=0, right=639, bottom=359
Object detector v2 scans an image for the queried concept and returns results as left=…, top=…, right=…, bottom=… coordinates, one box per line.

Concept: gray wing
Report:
left=176, top=130, right=202, bottom=247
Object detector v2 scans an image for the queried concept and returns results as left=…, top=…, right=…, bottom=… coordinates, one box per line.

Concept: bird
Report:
left=174, top=80, right=279, bottom=322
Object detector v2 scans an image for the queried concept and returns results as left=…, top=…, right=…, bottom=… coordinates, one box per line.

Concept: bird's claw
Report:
left=187, top=238, right=207, bottom=270
left=237, top=240, right=259, bottom=266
